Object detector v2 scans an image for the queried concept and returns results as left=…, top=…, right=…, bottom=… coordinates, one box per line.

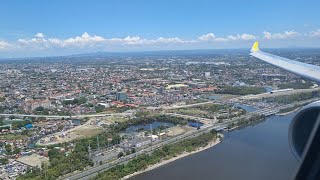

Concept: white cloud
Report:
left=199, top=33, right=216, bottom=41
left=226, top=35, right=239, bottom=40
left=35, top=32, right=44, bottom=38
left=308, top=29, right=320, bottom=37
left=214, top=37, right=229, bottom=42
left=0, top=41, right=12, bottom=50
left=199, top=33, right=256, bottom=42
left=142, top=37, right=192, bottom=45
left=15, top=32, right=192, bottom=50
left=61, top=32, right=106, bottom=47
left=12, top=32, right=258, bottom=52
left=18, top=33, right=51, bottom=50
left=263, top=30, right=300, bottom=39
left=263, top=31, right=272, bottom=39
left=3, top=29, right=319, bottom=56
left=241, top=33, right=256, bottom=40
left=154, top=37, right=186, bottom=44
left=120, top=36, right=143, bottom=45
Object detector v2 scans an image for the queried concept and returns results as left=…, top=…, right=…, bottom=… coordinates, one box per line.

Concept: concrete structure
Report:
left=116, top=92, right=127, bottom=101
left=23, top=98, right=52, bottom=112
left=260, top=73, right=287, bottom=81
left=270, top=88, right=294, bottom=94
left=150, top=135, right=159, bottom=141
left=204, top=72, right=210, bottom=78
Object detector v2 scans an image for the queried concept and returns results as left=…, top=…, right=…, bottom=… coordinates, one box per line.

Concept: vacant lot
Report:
left=17, top=153, right=49, bottom=168
left=167, top=126, right=193, bottom=137
left=37, top=123, right=103, bottom=146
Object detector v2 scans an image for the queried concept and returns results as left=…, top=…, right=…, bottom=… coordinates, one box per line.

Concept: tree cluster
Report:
left=216, top=86, right=265, bottom=95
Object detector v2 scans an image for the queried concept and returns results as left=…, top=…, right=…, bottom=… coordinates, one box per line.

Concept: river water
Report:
left=233, top=103, right=257, bottom=112
left=125, top=122, right=174, bottom=133
left=130, top=113, right=299, bottom=180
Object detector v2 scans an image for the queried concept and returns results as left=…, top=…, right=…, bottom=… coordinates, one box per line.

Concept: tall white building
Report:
left=23, top=98, right=52, bottom=112
left=204, top=72, right=210, bottom=78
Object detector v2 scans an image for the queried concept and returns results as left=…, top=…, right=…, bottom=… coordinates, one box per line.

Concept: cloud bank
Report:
left=199, top=33, right=256, bottom=41
left=263, top=30, right=300, bottom=39
left=0, top=29, right=319, bottom=57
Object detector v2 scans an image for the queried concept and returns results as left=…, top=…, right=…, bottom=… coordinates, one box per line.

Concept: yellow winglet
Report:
left=251, top=41, right=259, bottom=52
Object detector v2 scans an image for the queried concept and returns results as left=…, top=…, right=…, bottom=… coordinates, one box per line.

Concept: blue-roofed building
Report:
left=71, top=119, right=81, bottom=126
left=188, top=122, right=204, bottom=128
left=25, top=124, right=33, bottom=129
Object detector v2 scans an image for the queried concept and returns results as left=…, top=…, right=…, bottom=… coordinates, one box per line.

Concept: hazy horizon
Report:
left=2, top=46, right=320, bottom=60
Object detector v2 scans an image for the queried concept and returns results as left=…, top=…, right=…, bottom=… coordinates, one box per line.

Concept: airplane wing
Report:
left=250, top=42, right=320, bottom=83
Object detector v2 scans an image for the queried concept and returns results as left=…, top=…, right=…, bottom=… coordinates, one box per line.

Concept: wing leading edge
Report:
left=250, top=42, right=320, bottom=83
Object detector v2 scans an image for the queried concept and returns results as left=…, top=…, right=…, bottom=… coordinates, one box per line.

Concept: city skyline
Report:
left=1, top=0, right=320, bottom=58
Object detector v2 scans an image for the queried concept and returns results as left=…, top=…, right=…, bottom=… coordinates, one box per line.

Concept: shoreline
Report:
left=277, top=107, right=301, bottom=116
left=122, top=135, right=223, bottom=180
left=226, top=118, right=266, bottom=132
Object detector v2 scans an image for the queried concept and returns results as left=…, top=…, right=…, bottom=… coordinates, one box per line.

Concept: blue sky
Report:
left=0, top=0, right=320, bottom=58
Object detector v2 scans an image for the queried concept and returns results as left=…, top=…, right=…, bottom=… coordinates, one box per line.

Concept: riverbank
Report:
left=277, top=107, right=301, bottom=116
left=226, top=114, right=266, bottom=131
left=122, top=135, right=223, bottom=180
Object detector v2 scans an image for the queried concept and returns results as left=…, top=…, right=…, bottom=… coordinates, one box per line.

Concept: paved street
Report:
left=0, top=112, right=132, bottom=118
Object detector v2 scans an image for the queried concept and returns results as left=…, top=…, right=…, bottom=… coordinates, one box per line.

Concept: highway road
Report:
left=0, top=112, right=132, bottom=118
left=147, top=101, right=216, bottom=110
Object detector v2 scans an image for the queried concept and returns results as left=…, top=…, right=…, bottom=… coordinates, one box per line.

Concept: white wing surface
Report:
left=250, top=42, right=320, bottom=83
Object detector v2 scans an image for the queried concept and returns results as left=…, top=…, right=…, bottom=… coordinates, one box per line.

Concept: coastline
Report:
left=122, top=135, right=223, bottom=180
left=277, top=107, right=301, bottom=116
